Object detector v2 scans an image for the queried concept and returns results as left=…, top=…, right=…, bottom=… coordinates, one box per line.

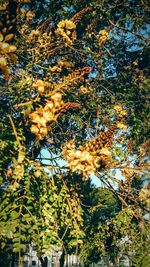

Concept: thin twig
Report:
left=109, top=19, right=150, bottom=41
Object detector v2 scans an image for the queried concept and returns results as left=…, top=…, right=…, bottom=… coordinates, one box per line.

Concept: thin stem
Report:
left=8, top=114, right=22, bottom=149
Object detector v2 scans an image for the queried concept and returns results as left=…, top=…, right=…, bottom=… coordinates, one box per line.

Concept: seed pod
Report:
left=5, top=33, right=14, bottom=41
left=2, top=27, right=7, bottom=33
left=0, top=42, right=10, bottom=52
left=0, top=57, right=7, bottom=66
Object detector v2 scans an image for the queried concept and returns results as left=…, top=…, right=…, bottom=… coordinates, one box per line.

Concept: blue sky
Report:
left=39, top=148, right=123, bottom=187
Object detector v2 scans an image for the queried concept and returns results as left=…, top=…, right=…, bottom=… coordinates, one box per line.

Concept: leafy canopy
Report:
left=0, top=0, right=149, bottom=265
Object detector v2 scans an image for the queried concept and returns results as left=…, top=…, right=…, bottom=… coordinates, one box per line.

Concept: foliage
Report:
left=0, top=0, right=149, bottom=266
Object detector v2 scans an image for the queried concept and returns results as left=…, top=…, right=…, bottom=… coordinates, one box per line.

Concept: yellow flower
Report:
left=120, top=110, right=128, bottom=117
left=100, top=148, right=111, bottom=157
left=65, top=20, right=76, bottom=30
left=98, top=30, right=109, bottom=45
left=51, top=92, right=62, bottom=102
left=58, top=20, right=66, bottom=29
left=37, top=86, right=45, bottom=94
left=0, top=29, right=17, bottom=79
left=30, top=113, right=47, bottom=127
left=50, top=66, right=61, bottom=72
left=117, top=122, right=127, bottom=131
left=36, top=134, right=43, bottom=140
left=79, top=85, right=89, bottom=94
left=75, top=150, right=82, bottom=157
left=114, top=104, right=122, bottom=112
left=56, top=20, right=76, bottom=45
left=45, top=101, right=54, bottom=110
left=82, top=151, right=92, bottom=161
left=33, top=79, right=44, bottom=87
left=43, top=111, right=54, bottom=121
left=39, top=127, right=48, bottom=135
left=51, top=92, right=63, bottom=108
left=66, top=140, right=75, bottom=150
left=58, top=20, right=76, bottom=30
left=99, top=30, right=109, bottom=37
left=30, top=124, right=39, bottom=134
left=139, top=188, right=150, bottom=208
left=66, top=30, right=71, bottom=36
left=30, top=30, right=39, bottom=36
left=26, top=11, right=35, bottom=20
left=33, top=80, right=50, bottom=94
left=56, top=27, right=64, bottom=36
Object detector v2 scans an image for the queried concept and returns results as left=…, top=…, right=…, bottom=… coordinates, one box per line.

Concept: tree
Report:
left=0, top=0, right=149, bottom=266
left=79, top=187, right=121, bottom=265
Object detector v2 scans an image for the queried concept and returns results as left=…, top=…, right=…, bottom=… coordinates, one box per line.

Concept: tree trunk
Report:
left=40, top=256, right=48, bottom=267
left=11, top=253, right=15, bottom=267
left=59, top=250, right=65, bottom=267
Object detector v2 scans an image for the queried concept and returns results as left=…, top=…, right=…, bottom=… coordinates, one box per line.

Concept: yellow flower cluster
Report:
left=61, top=139, right=112, bottom=179
left=56, top=19, right=76, bottom=45
left=29, top=92, right=63, bottom=140
left=61, top=141, right=100, bottom=178
left=116, top=122, right=127, bottom=131
left=97, top=30, right=109, bottom=46
left=20, top=8, right=35, bottom=21
left=113, top=104, right=128, bottom=131
left=114, top=104, right=128, bottom=118
left=61, top=124, right=119, bottom=178
left=0, top=32, right=17, bottom=78
left=139, top=188, right=150, bottom=208
left=79, top=85, right=89, bottom=94
left=26, top=29, right=39, bottom=42
left=33, top=79, right=50, bottom=94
